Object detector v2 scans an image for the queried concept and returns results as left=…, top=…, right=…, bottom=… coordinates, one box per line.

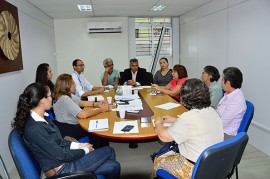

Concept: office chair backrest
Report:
left=192, top=132, right=248, bottom=179
left=119, top=71, right=124, bottom=85
left=146, top=72, right=153, bottom=85
left=8, top=129, right=42, bottom=179
left=237, top=100, right=254, bottom=133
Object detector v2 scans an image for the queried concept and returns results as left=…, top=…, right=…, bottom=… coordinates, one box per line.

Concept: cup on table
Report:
left=107, top=96, right=112, bottom=104
left=133, top=90, right=138, bottom=95
left=119, top=109, right=126, bottom=119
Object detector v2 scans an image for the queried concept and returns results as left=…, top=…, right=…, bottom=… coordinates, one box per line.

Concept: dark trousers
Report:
left=53, top=120, right=109, bottom=149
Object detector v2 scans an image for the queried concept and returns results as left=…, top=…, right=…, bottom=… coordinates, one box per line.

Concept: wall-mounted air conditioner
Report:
left=87, top=22, right=122, bottom=34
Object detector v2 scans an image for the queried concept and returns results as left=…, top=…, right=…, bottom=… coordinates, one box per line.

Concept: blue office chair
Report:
left=237, top=100, right=254, bottom=133
left=46, top=110, right=89, bottom=143
left=228, top=100, right=254, bottom=179
left=156, top=132, right=249, bottom=179
left=8, top=129, right=105, bottom=179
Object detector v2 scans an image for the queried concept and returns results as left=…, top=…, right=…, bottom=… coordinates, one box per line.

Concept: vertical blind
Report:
left=135, top=18, right=172, bottom=57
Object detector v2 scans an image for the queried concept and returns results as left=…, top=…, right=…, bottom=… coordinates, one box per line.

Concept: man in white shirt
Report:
left=72, top=59, right=105, bottom=98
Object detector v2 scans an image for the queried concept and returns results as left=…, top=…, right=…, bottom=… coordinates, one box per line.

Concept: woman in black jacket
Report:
left=12, top=83, right=120, bottom=178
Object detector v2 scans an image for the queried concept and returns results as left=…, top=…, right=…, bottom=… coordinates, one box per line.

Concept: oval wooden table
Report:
left=78, top=88, right=188, bottom=147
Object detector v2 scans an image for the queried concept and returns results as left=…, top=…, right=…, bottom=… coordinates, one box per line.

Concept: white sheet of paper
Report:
left=113, top=120, right=139, bottom=134
left=88, top=118, right=109, bottom=132
left=141, top=86, right=152, bottom=89
left=155, top=102, right=181, bottom=110
left=114, top=94, right=140, bottom=101
left=132, top=87, right=143, bottom=90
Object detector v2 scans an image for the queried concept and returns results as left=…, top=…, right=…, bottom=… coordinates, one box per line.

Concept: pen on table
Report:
left=96, top=120, right=98, bottom=128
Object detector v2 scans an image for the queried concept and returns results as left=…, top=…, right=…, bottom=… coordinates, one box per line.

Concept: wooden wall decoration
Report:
left=0, top=0, right=23, bottom=74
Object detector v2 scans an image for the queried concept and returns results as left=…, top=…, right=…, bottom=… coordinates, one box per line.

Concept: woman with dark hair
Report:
left=35, top=63, right=54, bottom=95
left=152, top=64, right=187, bottom=101
left=152, top=79, right=223, bottom=178
left=53, top=74, right=110, bottom=149
left=12, top=83, right=120, bottom=178
left=201, top=65, right=223, bottom=108
left=153, top=57, right=172, bottom=86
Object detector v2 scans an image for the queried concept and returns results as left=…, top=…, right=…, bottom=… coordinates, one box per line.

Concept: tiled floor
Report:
left=8, top=142, right=270, bottom=179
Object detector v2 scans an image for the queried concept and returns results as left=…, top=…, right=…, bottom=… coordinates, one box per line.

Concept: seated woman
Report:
left=201, top=65, right=223, bottom=108
left=151, top=64, right=187, bottom=101
left=152, top=79, right=223, bottom=178
left=35, top=63, right=54, bottom=98
left=216, top=67, right=246, bottom=136
left=53, top=74, right=110, bottom=149
left=100, top=58, right=120, bottom=86
left=153, top=57, right=172, bottom=86
left=12, top=83, right=120, bottom=178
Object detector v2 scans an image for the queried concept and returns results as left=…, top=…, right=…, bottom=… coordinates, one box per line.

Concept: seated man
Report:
left=216, top=67, right=247, bottom=136
left=72, top=59, right=105, bottom=98
left=120, top=58, right=147, bottom=86
left=101, top=58, right=120, bottom=86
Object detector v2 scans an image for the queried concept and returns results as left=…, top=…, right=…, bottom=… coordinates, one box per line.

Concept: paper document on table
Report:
left=115, top=94, right=140, bottom=101
left=88, top=118, right=109, bottom=132
left=113, top=120, right=139, bottom=134
left=152, top=119, right=173, bottom=127
left=132, top=87, right=143, bottom=90
left=88, top=96, right=104, bottom=102
left=117, top=104, right=143, bottom=111
left=141, top=86, right=152, bottom=89
left=155, top=102, right=181, bottom=110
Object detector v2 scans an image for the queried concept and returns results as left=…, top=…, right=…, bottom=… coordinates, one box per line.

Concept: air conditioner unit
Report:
left=87, top=22, right=122, bottom=34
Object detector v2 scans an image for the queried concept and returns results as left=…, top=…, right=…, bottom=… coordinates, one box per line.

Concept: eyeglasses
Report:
left=104, top=64, right=113, bottom=68
left=77, top=64, right=85, bottom=67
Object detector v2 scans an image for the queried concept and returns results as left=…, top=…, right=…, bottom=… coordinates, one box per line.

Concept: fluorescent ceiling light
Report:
left=151, top=5, right=167, bottom=11
left=77, top=5, right=92, bottom=11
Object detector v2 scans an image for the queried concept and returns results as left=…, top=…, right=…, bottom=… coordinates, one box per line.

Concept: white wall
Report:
left=0, top=0, right=56, bottom=172
left=54, top=17, right=129, bottom=86
left=180, top=0, right=270, bottom=156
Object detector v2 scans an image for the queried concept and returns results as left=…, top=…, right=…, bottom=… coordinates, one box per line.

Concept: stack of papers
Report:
left=115, top=94, right=140, bottom=101
left=88, top=95, right=104, bottom=102
left=88, top=118, right=109, bottom=132
left=155, top=102, right=181, bottom=110
left=113, top=120, right=139, bottom=134
left=117, top=105, right=143, bottom=111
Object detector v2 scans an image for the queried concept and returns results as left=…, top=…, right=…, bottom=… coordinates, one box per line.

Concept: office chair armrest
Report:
left=156, top=169, right=177, bottom=179
left=46, top=170, right=97, bottom=179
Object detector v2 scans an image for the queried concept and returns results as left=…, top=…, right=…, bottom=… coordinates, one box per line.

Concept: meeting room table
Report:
left=78, top=87, right=187, bottom=148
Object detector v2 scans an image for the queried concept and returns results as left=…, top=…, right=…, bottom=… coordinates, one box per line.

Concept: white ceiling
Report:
left=27, top=0, right=212, bottom=19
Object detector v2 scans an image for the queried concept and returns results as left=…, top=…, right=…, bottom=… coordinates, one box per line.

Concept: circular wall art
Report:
left=0, top=10, right=20, bottom=60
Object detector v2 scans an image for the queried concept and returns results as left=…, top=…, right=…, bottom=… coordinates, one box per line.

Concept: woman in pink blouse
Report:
left=152, top=65, right=188, bottom=101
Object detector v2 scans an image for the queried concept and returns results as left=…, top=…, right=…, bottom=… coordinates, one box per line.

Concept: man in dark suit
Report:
left=120, top=58, right=147, bottom=86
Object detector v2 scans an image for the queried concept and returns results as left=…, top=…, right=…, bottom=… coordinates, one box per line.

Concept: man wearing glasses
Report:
left=72, top=59, right=105, bottom=99
left=101, top=58, right=120, bottom=86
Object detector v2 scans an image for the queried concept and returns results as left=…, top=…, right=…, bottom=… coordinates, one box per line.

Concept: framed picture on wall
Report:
left=0, top=0, right=23, bottom=74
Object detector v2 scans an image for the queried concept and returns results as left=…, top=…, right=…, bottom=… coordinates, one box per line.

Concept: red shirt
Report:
left=169, top=78, right=187, bottom=101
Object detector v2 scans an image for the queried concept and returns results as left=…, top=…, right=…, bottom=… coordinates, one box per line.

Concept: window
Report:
left=135, top=18, right=172, bottom=57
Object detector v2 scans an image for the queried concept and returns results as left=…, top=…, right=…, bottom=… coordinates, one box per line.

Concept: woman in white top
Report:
left=152, top=78, right=223, bottom=178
